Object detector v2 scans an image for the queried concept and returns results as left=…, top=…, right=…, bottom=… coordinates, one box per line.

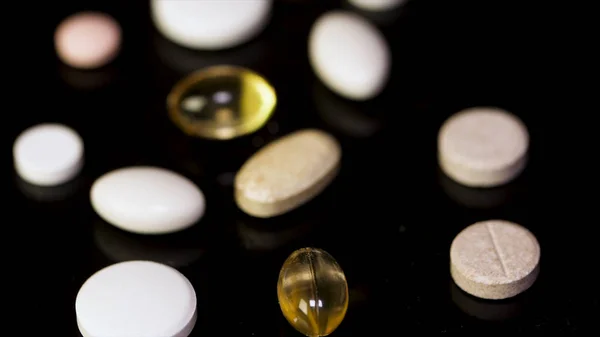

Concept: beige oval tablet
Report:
left=235, top=129, right=341, bottom=218
left=450, top=220, right=540, bottom=300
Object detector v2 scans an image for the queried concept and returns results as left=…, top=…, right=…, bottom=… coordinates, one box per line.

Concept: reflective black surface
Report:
left=9, top=0, right=595, bottom=335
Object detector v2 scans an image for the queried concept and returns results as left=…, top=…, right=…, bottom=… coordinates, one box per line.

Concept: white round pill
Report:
left=150, top=0, right=272, bottom=50
left=438, top=107, right=529, bottom=188
left=13, top=124, right=83, bottom=186
left=76, top=261, right=197, bottom=337
left=309, top=11, right=391, bottom=101
left=348, top=0, right=406, bottom=12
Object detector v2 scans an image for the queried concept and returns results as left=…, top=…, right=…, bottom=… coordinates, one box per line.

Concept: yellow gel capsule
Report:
left=277, top=247, right=349, bottom=337
left=167, top=65, right=277, bottom=140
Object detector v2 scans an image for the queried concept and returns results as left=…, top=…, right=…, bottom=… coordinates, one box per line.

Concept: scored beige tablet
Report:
left=450, top=220, right=540, bottom=300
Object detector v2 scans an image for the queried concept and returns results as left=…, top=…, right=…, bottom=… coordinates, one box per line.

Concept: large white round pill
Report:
left=309, top=11, right=391, bottom=101
left=348, top=0, right=406, bottom=12
left=150, top=0, right=272, bottom=50
left=76, top=261, right=197, bottom=337
left=13, top=124, right=83, bottom=186
left=438, top=107, right=529, bottom=188
left=91, top=166, right=205, bottom=234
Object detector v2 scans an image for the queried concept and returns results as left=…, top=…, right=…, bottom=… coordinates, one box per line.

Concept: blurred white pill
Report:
left=309, top=11, right=391, bottom=101
left=13, top=124, right=83, bottom=186
left=151, top=0, right=272, bottom=50
left=54, top=12, right=121, bottom=69
left=348, top=0, right=407, bottom=12
left=76, top=261, right=197, bottom=337
left=438, top=107, right=529, bottom=188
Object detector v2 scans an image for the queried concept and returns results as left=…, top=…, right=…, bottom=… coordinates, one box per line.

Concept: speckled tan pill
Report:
left=235, top=129, right=341, bottom=218
left=55, top=12, right=121, bottom=69
left=438, top=107, right=529, bottom=188
left=450, top=220, right=540, bottom=300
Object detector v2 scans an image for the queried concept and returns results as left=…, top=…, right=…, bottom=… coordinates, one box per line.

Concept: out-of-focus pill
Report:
left=13, top=124, right=84, bottom=186
left=235, top=129, right=341, bottom=218
left=151, top=0, right=272, bottom=50
left=313, top=81, right=381, bottom=138
left=348, top=0, right=406, bottom=12
left=438, top=107, right=529, bottom=188
left=309, top=11, right=391, bottom=101
left=54, top=12, right=121, bottom=69
left=167, top=65, right=277, bottom=140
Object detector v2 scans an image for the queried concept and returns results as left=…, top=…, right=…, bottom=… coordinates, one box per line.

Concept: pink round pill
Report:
left=55, top=12, right=121, bottom=69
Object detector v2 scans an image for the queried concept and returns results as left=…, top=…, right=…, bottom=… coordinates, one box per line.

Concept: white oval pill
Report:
left=313, top=81, right=381, bottom=137
left=13, top=124, right=83, bottom=186
left=150, top=0, right=272, bottom=50
left=438, top=107, right=529, bottom=188
left=76, top=261, right=197, bottom=337
left=93, top=221, right=204, bottom=268
left=309, top=11, right=391, bottom=101
left=348, top=0, right=406, bottom=12
left=235, top=129, right=341, bottom=218
left=90, top=166, right=205, bottom=234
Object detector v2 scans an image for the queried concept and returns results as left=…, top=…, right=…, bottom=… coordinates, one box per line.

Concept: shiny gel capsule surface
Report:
left=277, top=247, right=348, bottom=337
left=167, top=65, right=277, bottom=140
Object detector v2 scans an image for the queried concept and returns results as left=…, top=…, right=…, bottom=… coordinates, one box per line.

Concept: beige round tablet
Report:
left=450, top=220, right=540, bottom=300
left=438, top=107, right=528, bottom=188
left=55, top=12, right=121, bottom=69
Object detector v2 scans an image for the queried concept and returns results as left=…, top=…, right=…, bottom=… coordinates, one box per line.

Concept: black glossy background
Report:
left=8, top=0, right=596, bottom=335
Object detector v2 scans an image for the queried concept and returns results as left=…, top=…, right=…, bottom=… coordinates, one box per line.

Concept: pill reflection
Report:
left=93, top=220, right=203, bottom=268
left=163, top=122, right=277, bottom=183
left=58, top=63, right=116, bottom=90
left=313, top=81, right=381, bottom=138
left=451, top=282, right=527, bottom=321
left=280, top=0, right=316, bottom=3
left=342, top=0, right=407, bottom=26
left=236, top=184, right=333, bottom=251
left=438, top=169, right=517, bottom=209
left=153, top=32, right=268, bottom=76
left=236, top=217, right=314, bottom=252
left=15, top=174, right=82, bottom=202
left=348, top=284, right=370, bottom=306
left=216, top=171, right=235, bottom=187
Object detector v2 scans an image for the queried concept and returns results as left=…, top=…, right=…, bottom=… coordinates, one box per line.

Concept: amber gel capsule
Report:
left=277, top=248, right=349, bottom=337
left=167, top=65, right=277, bottom=140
